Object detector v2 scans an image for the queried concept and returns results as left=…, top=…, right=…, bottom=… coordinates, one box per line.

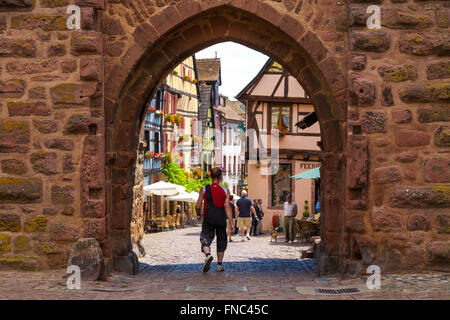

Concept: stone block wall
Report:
left=346, top=0, right=450, bottom=273
left=0, top=0, right=106, bottom=270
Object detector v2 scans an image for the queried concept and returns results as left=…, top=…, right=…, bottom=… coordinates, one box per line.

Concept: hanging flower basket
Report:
left=144, top=151, right=154, bottom=158
left=270, top=127, right=288, bottom=137
left=173, top=115, right=183, bottom=125
left=164, top=114, right=175, bottom=124
left=154, top=110, right=162, bottom=116
left=164, top=114, right=183, bottom=125
left=148, top=106, right=156, bottom=113
left=145, top=151, right=165, bottom=159
left=193, top=168, right=202, bottom=178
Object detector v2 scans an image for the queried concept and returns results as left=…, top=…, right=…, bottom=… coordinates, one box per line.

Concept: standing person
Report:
left=283, top=194, right=297, bottom=244
left=227, top=195, right=238, bottom=242
left=196, top=167, right=234, bottom=273
left=250, top=202, right=259, bottom=237
left=236, top=190, right=258, bottom=241
left=256, top=199, right=264, bottom=235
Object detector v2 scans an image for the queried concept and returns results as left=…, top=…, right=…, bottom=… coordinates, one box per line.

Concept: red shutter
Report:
left=173, top=94, right=177, bottom=114
left=192, top=119, right=197, bottom=136
left=180, top=117, right=185, bottom=130
left=164, top=93, right=170, bottom=114
left=164, top=133, right=168, bottom=153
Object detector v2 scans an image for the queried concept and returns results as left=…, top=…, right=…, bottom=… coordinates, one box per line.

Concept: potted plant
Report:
left=173, top=114, right=183, bottom=126
left=279, top=127, right=289, bottom=137
left=173, top=70, right=178, bottom=76
left=165, top=152, right=173, bottom=163
left=303, top=200, right=310, bottom=219
left=144, top=151, right=154, bottom=158
left=164, top=114, right=175, bottom=124
left=270, top=126, right=288, bottom=137
left=193, top=168, right=202, bottom=178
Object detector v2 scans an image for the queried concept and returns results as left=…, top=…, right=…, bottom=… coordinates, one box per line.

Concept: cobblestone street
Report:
left=0, top=226, right=449, bottom=300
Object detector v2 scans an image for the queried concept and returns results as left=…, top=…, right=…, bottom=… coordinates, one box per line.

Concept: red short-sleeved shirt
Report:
left=202, top=183, right=228, bottom=216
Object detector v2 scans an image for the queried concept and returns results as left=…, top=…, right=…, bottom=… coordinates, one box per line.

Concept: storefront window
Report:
left=271, top=163, right=292, bottom=206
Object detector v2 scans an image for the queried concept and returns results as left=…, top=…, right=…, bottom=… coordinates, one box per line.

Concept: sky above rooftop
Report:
left=195, top=41, right=269, bottom=101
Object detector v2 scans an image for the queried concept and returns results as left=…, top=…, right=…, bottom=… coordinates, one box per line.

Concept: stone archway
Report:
left=104, top=2, right=348, bottom=274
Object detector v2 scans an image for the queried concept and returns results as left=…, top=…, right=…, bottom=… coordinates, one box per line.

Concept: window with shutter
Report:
left=164, top=92, right=170, bottom=114
left=164, top=133, right=168, bottom=153
left=172, top=94, right=176, bottom=114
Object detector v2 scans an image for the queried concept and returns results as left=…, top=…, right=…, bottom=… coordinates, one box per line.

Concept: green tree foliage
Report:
left=162, top=161, right=187, bottom=187
left=162, top=161, right=215, bottom=193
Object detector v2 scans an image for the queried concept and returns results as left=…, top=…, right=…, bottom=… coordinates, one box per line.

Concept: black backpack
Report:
left=204, top=185, right=227, bottom=228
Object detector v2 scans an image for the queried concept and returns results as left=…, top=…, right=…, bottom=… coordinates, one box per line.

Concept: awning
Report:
left=166, top=191, right=199, bottom=203
left=143, top=181, right=185, bottom=196
left=189, top=192, right=200, bottom=203
left=166, top=192, right=193, bottom=202
left=291, top=167, right=320, bottom=179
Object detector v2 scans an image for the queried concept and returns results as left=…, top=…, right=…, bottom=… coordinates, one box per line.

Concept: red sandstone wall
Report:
left=0, top=0, right=106, bottom=270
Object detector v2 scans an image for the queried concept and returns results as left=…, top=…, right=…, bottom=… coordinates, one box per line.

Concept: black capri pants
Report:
left=200, top=221, right=227, bottom=253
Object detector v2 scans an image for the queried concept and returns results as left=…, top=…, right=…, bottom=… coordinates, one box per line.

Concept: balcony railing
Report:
left=143, top=157, right=163, bottom=176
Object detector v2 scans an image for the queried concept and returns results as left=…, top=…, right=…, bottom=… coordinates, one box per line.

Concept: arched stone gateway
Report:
left=106, top=2, right=348, bottom=275
left=0, top=0, right=448, bottom=277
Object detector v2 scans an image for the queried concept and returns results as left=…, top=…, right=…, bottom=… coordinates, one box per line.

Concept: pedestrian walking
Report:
left=196, top=167, right=234, bottom=272
left=236, top=190, right=258, bottom=241
left=283, top=194, right=297, bottom=244
left=227, top=195, right=238, bottom=242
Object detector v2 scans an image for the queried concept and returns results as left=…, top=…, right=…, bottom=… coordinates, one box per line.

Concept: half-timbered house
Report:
left=237, top=59, right=321, bottom=231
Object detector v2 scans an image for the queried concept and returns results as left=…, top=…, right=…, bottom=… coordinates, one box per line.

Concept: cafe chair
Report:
left=176, top=214, right=182, bottom=228
left=169, top=214, right=177, bottom=230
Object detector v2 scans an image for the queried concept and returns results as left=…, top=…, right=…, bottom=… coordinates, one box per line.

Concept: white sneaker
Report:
left=246, top=235, right=251, bottom=240
left=216, top=265, right=224, bottom=272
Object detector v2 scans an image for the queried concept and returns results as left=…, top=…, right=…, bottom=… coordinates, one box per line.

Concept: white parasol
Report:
left=166, top=191, right=194, bottom=202
left=143, top=181, right=180, bottom=196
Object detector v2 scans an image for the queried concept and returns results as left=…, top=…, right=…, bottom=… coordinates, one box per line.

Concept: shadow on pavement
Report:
left=139, top=258, right=317, bottom=273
